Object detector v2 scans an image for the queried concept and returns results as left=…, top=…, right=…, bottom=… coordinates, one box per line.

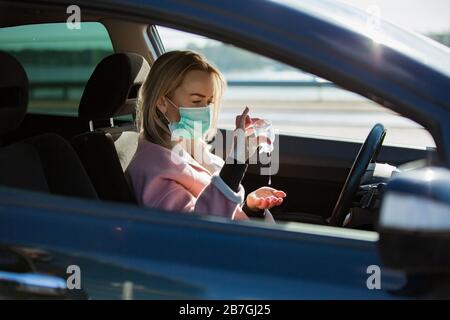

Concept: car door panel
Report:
left=0, top=187, right=402, bottom=299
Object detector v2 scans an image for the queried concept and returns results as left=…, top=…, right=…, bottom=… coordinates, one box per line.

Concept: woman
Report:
left=126, top=50, right=286, bottom=221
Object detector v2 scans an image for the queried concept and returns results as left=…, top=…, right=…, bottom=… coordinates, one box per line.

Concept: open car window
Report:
left=155, top=26, right=435, bottom=149
left=0, top=22, right=113, bottom=117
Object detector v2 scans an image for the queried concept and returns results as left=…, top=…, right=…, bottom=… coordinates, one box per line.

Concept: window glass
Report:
left=156, top=26, right=435, bottom=148
left=0, top=22, right=114, bottom=116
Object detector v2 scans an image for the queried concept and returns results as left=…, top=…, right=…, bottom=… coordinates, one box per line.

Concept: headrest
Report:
left=78, top=52, right=150, bottom=121
left=0, top=51, right=28, bottom=135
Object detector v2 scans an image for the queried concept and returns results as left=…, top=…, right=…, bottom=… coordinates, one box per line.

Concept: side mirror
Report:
left=378, top=167, right=450, bottom=275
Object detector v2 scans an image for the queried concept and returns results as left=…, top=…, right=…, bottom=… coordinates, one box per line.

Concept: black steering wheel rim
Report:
left=328, top=123, right=386, bottom=227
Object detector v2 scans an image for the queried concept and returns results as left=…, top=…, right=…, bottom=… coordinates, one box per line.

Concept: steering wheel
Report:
left=328, top=123, right=386, bottom=227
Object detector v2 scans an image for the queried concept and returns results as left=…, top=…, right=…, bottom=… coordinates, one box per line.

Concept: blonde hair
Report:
left=136, top=50, right=226, bottom=149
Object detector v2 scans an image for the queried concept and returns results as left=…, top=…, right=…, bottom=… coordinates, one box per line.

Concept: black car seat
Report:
left=0, top=51, right=98, bottom=199
left=71, top=52, right=150, bottom=203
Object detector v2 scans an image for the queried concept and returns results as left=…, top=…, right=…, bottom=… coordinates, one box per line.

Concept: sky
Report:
left=341, top=0, right=450, bottom=34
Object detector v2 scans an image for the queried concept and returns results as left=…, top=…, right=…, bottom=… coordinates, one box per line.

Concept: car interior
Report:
left=0, top=3, right=439, bottom=231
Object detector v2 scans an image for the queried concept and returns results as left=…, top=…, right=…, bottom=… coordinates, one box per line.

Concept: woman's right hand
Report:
left=235, top=106, right=253, bottom=131
left=231, top=107, right=268, bottom=163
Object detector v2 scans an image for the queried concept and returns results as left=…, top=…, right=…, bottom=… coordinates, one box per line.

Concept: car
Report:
left=0, top=0, right=449, bottom=299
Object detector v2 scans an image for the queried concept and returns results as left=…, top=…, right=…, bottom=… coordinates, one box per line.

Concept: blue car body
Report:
left=0, top=0, right=449, bottom=299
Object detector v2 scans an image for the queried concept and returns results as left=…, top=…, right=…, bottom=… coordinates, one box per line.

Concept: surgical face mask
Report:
left=166, top=97, right=211, bottom=140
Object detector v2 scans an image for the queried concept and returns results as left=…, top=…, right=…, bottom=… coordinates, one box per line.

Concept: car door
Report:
left=0, top=186, right=406, bottom=299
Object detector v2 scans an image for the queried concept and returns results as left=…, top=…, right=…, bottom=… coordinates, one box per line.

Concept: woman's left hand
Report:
left=246, top=187, right=286, bottom=211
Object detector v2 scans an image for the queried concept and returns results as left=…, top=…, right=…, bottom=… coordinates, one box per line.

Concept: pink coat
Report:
left=126, top=136, right=250, bottom=221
